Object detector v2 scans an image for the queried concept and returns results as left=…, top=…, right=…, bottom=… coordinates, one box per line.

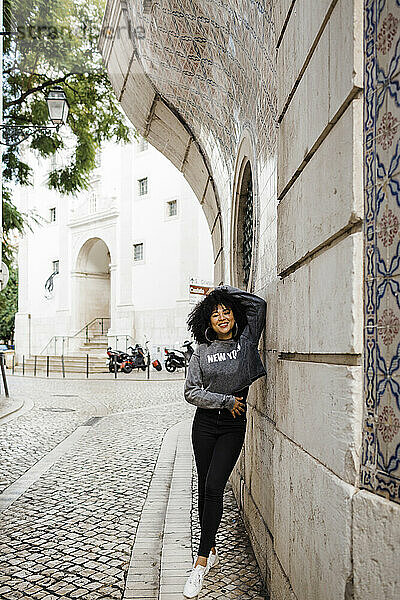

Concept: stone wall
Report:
left=100, top=0, right=400, bottom=597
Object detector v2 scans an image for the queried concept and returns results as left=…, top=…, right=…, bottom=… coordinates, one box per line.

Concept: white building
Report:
left=14, top=136, right=213, bottom=359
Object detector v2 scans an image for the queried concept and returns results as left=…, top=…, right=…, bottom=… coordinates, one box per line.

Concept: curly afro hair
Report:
left=187, top=287, right=248, bottom=344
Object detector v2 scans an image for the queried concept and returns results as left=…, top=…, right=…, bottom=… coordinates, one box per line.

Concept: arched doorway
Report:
left=74, top=238, right=111, bottom=330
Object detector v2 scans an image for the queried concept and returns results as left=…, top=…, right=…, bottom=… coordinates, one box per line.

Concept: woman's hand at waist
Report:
left=230, top=397, right=246, bottom=418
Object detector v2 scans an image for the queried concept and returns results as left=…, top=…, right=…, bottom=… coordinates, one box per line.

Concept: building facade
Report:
left=99, top=1, right=400, bottom=599
left=14, top=137, right=213, bottom=359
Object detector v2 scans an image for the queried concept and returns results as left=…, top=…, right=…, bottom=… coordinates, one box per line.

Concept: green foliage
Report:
left=0, top=265, right=18, bottom=343
left=2, top=0, right=134, bottom=259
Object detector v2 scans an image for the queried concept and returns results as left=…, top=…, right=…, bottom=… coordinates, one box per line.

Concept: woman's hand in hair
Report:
left=230, top=397, right=245, bottom=418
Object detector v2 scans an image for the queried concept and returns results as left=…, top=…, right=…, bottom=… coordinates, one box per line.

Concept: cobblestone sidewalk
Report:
left=0, top=378, right=267, bottom=599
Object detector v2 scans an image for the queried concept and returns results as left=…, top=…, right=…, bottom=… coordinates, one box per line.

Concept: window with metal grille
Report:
left=138, top=177, right=148, bottom=196
left=49, top=207, right=56, bottom=222
left=233, top=160, right=254, bottom=289
left=139, top=138, right=148, bottom=152
left=167, top=199, right=177, bottom=217
left=52, top=260, right=59, bottom=274
left=133, top=243, right=144, bottom=261
left=242, top=178, right=253, bottom=288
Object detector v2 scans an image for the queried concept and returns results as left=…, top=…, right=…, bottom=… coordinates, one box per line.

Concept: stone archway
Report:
left=99, top=3, right=225, bottom=284
left=74, top=238, right=111, bottom=330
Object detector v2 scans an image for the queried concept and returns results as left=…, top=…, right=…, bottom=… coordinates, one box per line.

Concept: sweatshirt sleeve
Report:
left=184, top=353, right=236, bottom=411
left=218, top=284, right=266, bottom=343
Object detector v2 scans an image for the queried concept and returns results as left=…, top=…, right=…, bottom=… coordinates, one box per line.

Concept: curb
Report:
left=0, top=396, right=25, bottom=424
left=123, top=418, right=193, bottom=599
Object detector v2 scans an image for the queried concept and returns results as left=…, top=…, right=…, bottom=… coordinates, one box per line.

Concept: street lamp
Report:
left=0, top=86, right=69, bottom=147
left=46, top=87, right=69, bottom=126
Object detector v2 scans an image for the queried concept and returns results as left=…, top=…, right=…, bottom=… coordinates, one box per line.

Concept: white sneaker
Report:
left=205, top=548, right=219, bottom=574
left=183, top=561, right=207, bottom=598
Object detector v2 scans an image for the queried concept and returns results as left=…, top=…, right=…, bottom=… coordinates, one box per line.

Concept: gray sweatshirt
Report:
left=184, top=285, right=267, bottom=411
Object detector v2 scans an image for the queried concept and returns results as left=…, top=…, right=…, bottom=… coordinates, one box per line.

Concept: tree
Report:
left=1, top=0, right=133, bottom=340
left=2, top=0, right=133, bottom=256
left=0, top=264, right=18, bottom=343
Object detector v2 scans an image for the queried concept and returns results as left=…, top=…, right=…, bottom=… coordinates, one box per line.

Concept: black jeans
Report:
left=191, top=387, right=248, bottom=557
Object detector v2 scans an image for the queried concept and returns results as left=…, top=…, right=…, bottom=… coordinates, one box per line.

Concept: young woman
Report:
left=182, top=284, right=267, bottom=598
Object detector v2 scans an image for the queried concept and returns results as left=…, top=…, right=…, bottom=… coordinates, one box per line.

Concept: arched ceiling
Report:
left=136, top=1, right=275, bottom=167
left=99, top=0, right=276, bottom=282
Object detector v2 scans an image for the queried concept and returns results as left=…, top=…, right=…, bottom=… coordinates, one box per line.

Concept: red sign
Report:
left=189, top=284, right=212, bottom=296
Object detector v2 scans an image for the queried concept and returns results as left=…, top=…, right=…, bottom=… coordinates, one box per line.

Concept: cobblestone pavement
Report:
left=0, top=376, right=183, bottom=492
left=0, top=376, right=267, bottom=599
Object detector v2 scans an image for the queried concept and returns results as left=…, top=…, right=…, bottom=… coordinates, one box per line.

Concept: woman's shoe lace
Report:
left=190, top=565, right=204, bottom=585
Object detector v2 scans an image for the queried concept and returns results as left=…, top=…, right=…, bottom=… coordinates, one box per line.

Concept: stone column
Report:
left=108, top=263, right=118, bottom=341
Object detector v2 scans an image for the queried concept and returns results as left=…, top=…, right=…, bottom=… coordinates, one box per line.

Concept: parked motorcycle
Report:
left=164, top=340, right=194, bottom=372
left=106, top=347, right=126, bottom=372
left=121, top=344, right=148, bottom=373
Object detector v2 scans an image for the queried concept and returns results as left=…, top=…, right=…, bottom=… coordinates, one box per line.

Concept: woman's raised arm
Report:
left=217, top=284, right=266, bottom=343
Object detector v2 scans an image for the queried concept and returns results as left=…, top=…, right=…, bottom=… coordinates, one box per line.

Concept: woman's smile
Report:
left=210, top=304, right=235, bottom=339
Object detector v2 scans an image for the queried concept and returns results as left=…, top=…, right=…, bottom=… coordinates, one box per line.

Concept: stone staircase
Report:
left=79, top=334, right=109, bottom=356
left=12, top=318, right=125, bottom=374
left=21, top=318, right=113, bottom=374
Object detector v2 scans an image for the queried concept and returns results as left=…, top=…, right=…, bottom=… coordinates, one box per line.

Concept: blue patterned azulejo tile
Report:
left=375, top=372, right=400, bottom=482
left=377, top=273, right=400, bottom=334
left=365, top=0, right=379, bottom=92
left=363, top=0, right=400, bottom=504
left=376, top=0, right=400, bottom=81
left=375, top=75, right=400, bottom=175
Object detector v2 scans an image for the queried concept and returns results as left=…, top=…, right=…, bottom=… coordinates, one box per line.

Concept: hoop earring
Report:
left=233, top=322, right=238, bottom=337
left=205, top=327, right=214, bottom=342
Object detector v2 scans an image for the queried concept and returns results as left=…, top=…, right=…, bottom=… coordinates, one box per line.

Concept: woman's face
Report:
left=210, top=303, right=235, bottom=339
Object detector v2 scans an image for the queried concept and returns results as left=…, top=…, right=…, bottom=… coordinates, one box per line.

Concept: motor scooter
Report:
left=107, top=347, right=127, bottom=372
left=164, top=340, right=194, bottom=372
left=121, top=344, right=148, bottom=373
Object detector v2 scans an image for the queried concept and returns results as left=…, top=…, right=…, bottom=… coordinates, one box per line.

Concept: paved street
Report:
left=0, top=377, right=267, bottom=599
